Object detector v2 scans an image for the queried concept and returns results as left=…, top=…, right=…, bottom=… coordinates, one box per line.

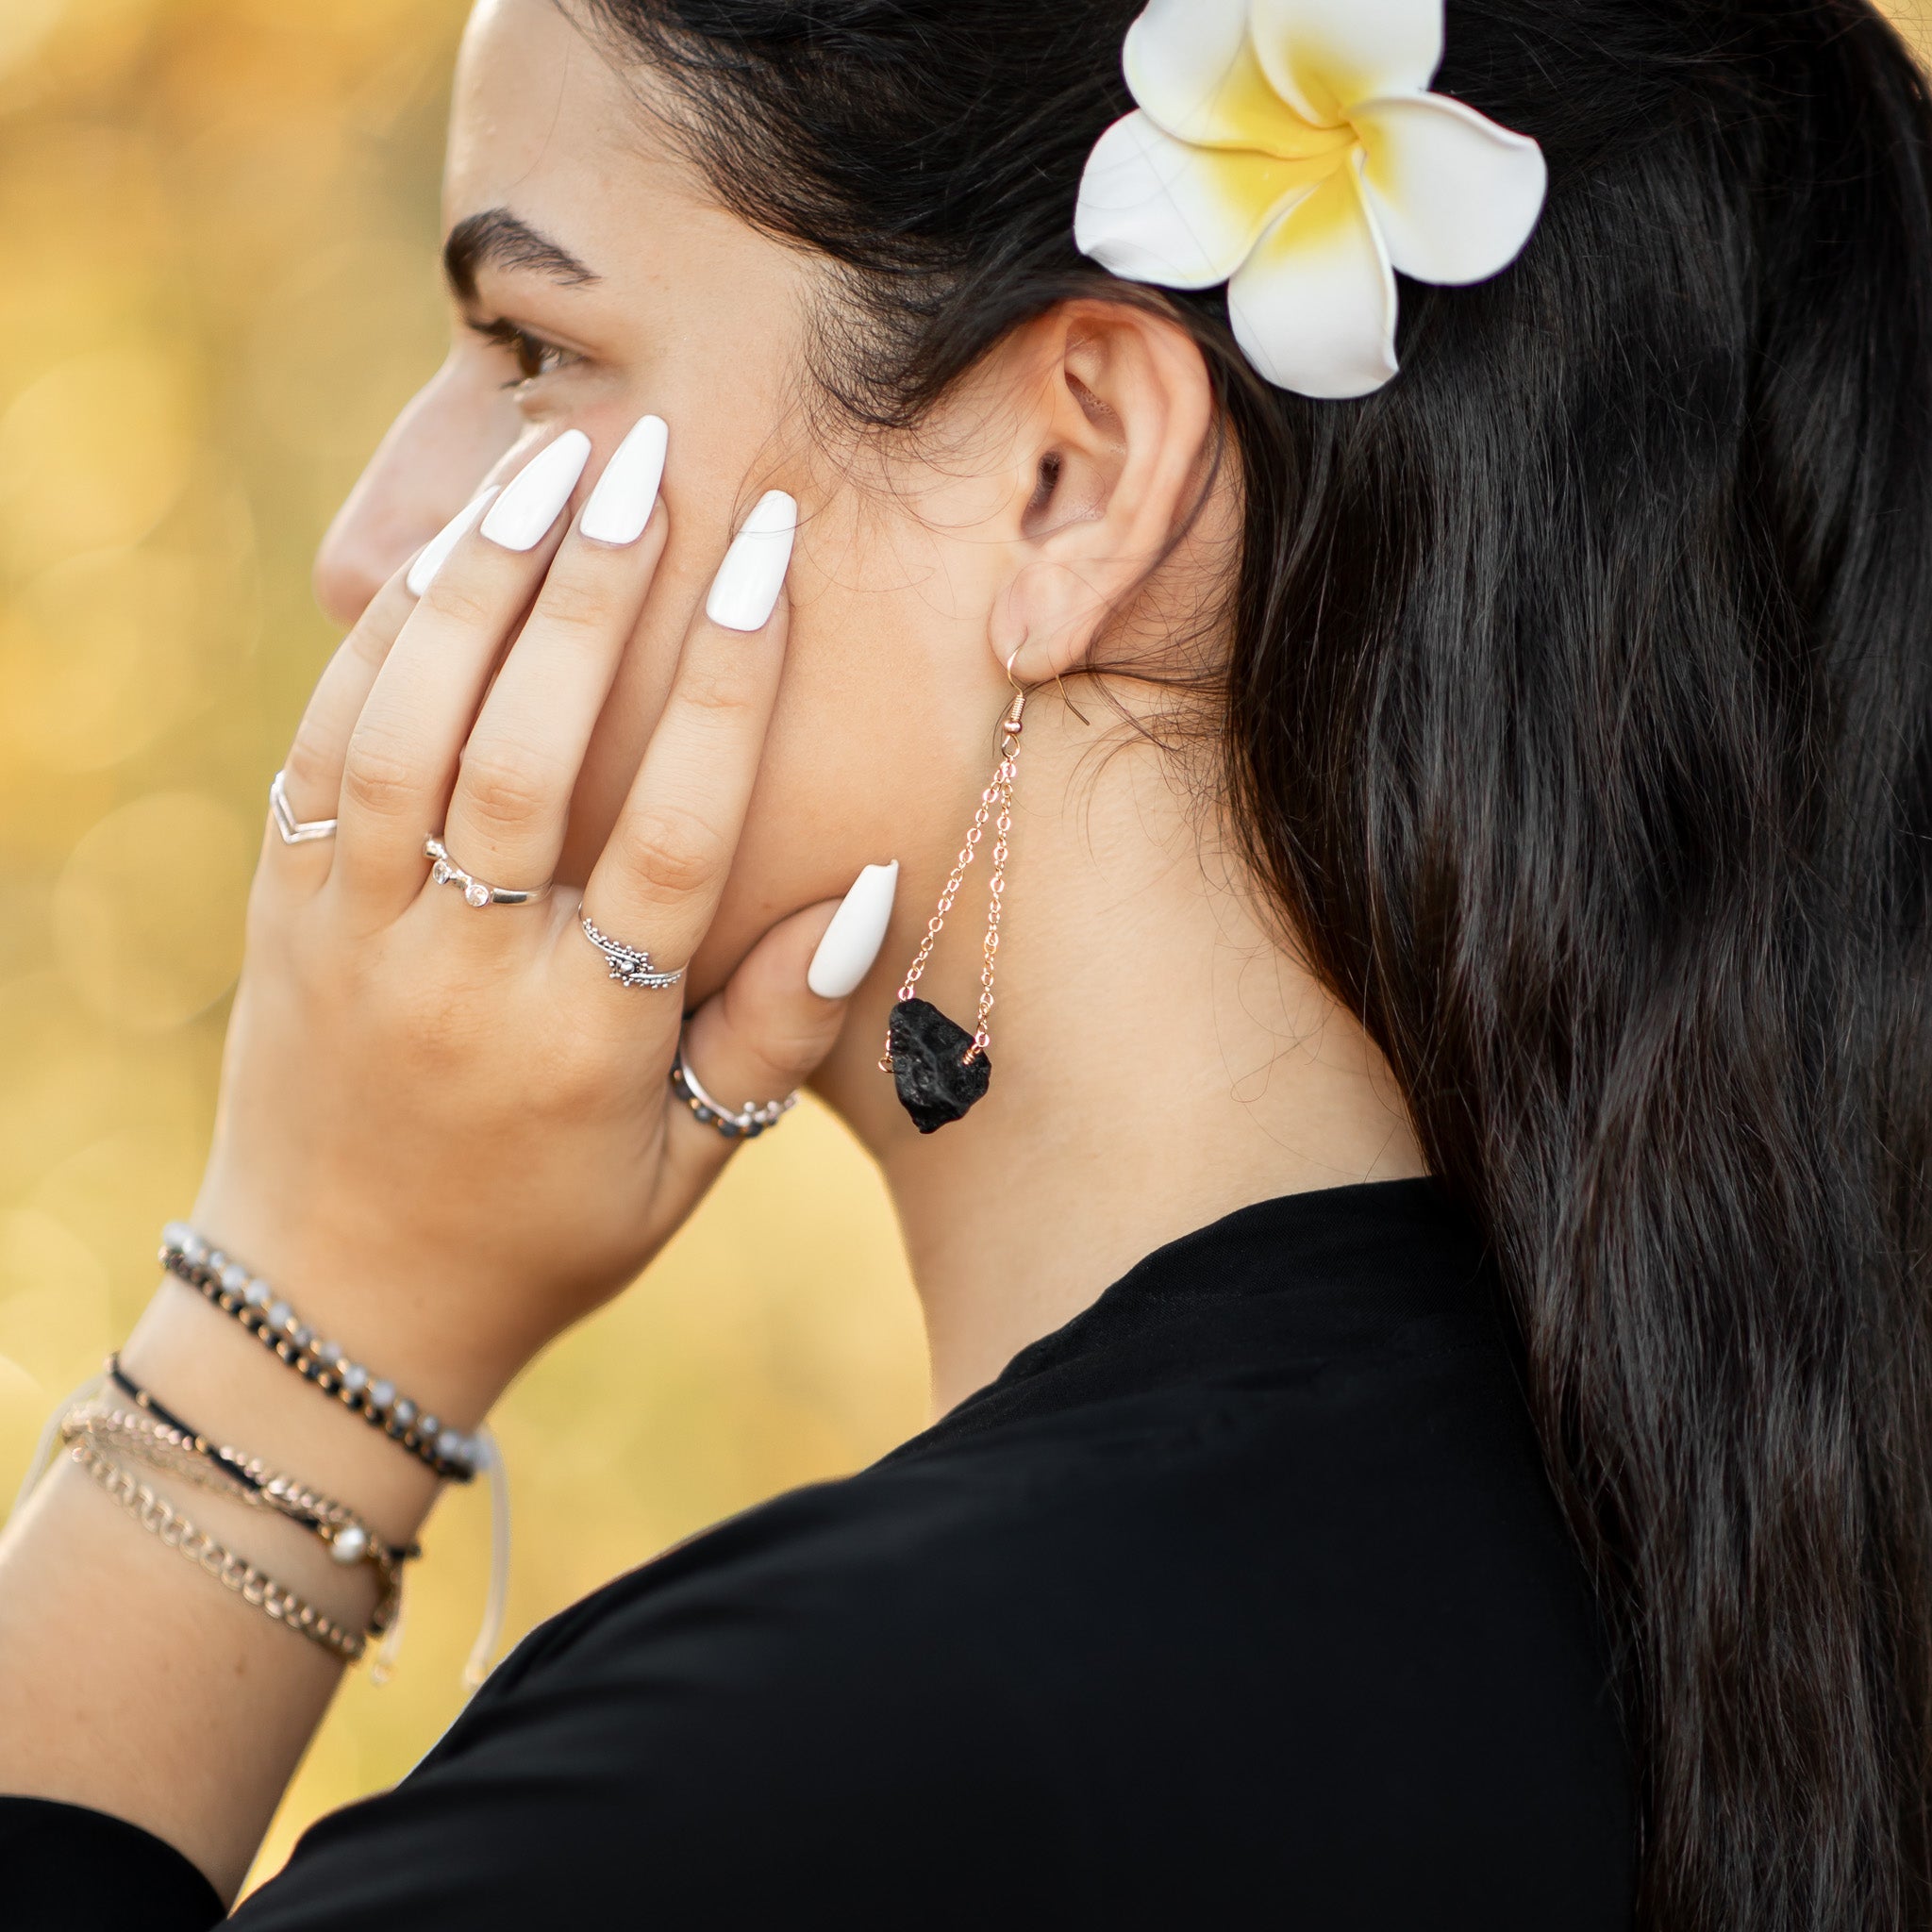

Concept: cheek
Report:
left=554, top=600, right=903, bottom=958
left=689, top=627, right=989, bottom=999
left=558, top=597, right=947, bottom=1000
left=556, top=484, right=993, bottom=996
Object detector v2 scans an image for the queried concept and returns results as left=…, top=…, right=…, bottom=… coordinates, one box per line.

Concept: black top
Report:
left=3, top=1180, right=1633, bottom=1927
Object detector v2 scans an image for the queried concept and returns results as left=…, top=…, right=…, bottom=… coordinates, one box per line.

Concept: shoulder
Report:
left=239, top=1324, right=1631, bottom=1929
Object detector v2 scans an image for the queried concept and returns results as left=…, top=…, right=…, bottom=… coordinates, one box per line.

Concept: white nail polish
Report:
left=406, top=487, right=501, bottom=597
left=808, top=860, right=899, bottom=999
left=480, top=430, right=592, bottom=552
left=579, top=415, right=668, bottom=546
left=705, top=490, right=797, bottom=632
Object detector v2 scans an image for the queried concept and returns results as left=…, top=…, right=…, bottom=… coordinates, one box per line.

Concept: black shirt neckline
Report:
left=909, top=1176, right=1496, bottom=1453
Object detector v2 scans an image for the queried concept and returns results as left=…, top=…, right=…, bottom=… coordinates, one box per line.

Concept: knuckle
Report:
left=343, top=608, right=397, bottom=672
left=421, top=574, right=496, bottom=633
left=675, top=654, right=760, bottom=722
left=282, top=722, right=337, bottom=795
left=727, top=977, right=844, bottom=1065
left=535, top=571, right=617, bottom=641
left=340, top=732, right=420, bottom=819
left=459, top=741, right=561, bottom=830
left=625, top=802, right=725, bottom=899
left=751, top=1015, right=841, bottom=1079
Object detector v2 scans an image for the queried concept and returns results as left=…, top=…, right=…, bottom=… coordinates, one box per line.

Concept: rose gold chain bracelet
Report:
left=66, top=1436, right=368, bottom=1664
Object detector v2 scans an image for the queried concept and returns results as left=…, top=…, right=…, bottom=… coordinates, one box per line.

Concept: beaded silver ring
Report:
left=580, top=909, right=685, bottom=990
left=669, top=1044, right=798, bottom=1142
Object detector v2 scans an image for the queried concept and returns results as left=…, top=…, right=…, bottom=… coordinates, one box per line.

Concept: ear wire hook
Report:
left=1002, top=649, right=1027, bottom=739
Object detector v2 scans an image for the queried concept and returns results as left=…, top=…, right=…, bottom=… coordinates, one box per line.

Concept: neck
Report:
left=819, top=694, right=1426, bottom=1418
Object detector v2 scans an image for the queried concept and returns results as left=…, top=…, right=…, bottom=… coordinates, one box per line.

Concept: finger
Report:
left=576, top=491, right=796, bottom=982
left=266, top=565, right=423, bottom=876
left=443, top=416, right=670, bottom=891
left=333, top=431, right=592, bottom=915
left=284, top=481, right=510, bottom=834
left=658, top=865, right=898, bottom=1179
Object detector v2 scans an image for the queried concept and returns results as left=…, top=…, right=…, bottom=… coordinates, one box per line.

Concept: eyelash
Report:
left=470, top=318, right=581, bottom=390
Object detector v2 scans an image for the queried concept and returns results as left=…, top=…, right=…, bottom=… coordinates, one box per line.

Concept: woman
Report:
left=3, top=0, right=1929, bottom=1922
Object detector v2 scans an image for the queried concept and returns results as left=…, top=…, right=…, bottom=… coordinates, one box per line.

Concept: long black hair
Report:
left=578, top=1, right=1932, bottom=1922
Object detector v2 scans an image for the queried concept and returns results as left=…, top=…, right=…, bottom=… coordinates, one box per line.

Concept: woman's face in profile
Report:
left=312, top=0, right=1022, bottom=1002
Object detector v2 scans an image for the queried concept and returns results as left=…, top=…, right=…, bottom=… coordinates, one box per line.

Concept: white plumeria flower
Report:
left=1074, top=0, right=1548, bottom=399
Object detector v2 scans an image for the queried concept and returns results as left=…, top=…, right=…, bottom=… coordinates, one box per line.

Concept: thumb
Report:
left=668, top=860, right=900, bottom=1156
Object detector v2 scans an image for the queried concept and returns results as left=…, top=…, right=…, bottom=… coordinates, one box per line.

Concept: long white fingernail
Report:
left=480, top=430, right=592, bottom=551
left=808, top=860, right=899, bottom=999
left=406, top=487, right=501, bottom=596
left=705, top=490, right=796, bottom=632
left=579, top=415, right=668, bottom=546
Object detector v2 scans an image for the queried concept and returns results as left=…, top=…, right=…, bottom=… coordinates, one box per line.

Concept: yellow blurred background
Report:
left=4, top=0, right=1930, bottom=1898
left=0, top=0, right=927, bottom=1889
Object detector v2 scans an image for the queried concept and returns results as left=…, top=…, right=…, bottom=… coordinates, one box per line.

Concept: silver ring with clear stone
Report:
left=424, top=836, right=551, bottom=909
left=579, top=909, right=685, bottom=990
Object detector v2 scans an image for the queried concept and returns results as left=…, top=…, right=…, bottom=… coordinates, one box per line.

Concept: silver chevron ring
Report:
left=270, top=771, right=338, bottom=845
left=579, top=909, right=685, bottom=990
left=424, top=837, right=550, bottom=909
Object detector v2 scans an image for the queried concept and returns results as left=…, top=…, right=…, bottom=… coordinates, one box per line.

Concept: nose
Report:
left=312, top=357, right=524, bottom=628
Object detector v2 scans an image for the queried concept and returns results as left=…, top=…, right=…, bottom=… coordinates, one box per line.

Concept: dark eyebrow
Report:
left=443, top=208, right=601, bottom=305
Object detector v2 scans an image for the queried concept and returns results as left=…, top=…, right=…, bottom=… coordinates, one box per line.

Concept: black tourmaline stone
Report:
left=888, top=998, right=991, bottom=1134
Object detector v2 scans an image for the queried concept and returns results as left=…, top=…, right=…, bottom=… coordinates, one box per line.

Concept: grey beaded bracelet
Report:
left=159, top=1224, right=482, bottom=1483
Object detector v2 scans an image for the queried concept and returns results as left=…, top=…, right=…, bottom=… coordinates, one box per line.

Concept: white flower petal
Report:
left=1227, top=163, right=1400, bottom=398
left=1124, top=0, right=1344, bottom=158
left=1075, top=109, right=1343, bottom=291
left=1352, top=92, right=1546, bottom=286
left=1250, top=0, right=1444, bottom=125
left=1122, top=0, right=1249, bottom=143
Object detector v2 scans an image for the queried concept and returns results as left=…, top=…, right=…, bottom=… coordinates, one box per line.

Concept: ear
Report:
left=986, top=300, right=1217, bottom=686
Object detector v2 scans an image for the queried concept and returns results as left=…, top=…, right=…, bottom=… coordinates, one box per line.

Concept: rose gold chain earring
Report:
left=879, top=654, right=1028, bottom=1132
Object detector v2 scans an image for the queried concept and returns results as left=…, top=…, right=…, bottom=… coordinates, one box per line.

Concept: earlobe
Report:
left=990, top=302, right=1216, bottom=688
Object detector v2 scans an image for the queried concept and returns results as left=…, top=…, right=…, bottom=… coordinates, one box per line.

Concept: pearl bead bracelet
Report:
left=72, top=1369, right=413, bottom=1651
left=160, top=1223, right=482, bottom=1483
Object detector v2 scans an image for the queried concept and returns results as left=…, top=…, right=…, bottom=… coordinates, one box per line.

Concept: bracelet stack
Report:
left=12, top=1222, right=510, bottom=1685
left=60, top=1370, right=417, bottom=1665
left=84, top=1358, right=417, bottom=1625
left=159, top=1224, right=482, bottom=1483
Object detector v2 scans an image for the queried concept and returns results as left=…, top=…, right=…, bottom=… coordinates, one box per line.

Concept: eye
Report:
left=468, top=317, right=582, bottom=390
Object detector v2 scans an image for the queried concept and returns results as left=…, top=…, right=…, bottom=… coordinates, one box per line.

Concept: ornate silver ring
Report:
left=670, top=1043, right=798, bottom=1141
left=424, top=836, right=550, bottom=909
left=271, top=771, right=338, bottom=845
left=580, top=910, right=685, bottom=990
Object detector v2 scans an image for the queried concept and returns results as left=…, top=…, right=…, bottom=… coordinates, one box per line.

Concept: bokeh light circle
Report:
left=0, top=345, right=196, bottom=575
left=51, top=790, right=254, bottom=1030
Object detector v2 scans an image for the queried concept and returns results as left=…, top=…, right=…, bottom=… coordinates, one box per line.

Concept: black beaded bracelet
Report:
left=103, top=1356, right=422, bottom=1569
left=158, top=1224, right=480, bottom=1483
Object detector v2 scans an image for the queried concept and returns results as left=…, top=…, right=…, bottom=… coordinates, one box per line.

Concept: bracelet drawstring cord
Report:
left=462, top=1424, right=510, bottom=1691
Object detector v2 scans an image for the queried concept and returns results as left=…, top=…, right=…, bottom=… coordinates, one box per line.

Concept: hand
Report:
left=190, top=429, right=853, bottom=1419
